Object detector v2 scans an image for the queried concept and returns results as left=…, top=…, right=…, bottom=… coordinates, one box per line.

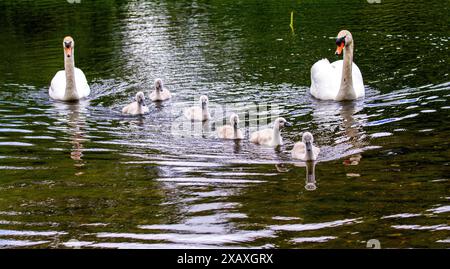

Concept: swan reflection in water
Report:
left=311, top=98, right=368, bottom=166
left=52, top=100, right=89, bottom=174
left=339, top=101, right=365, bottom=166
left=289, top=161, right=318, bottom=191
left=304, top=161, right=317, bottom=191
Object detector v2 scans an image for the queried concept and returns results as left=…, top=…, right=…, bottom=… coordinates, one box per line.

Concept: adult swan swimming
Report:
left=310, top=30, right=364, bottom=101
left=49, top=36, right=90, bottom=101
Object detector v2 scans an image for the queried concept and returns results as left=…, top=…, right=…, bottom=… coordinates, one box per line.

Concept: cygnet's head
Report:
left=274, top=117, right=292, bottom=129
left=335, top=30, right=353, bottom=55
left=302, top=131, right=314, bottom=144
left=302, top=131, right=315, bottom=154
left=200, top=95, right=209, bottom=109
left=63, top=36, right=74, bottom=58
left=154, top=79, right=163, bottom=91
left=230, top=113, right=239, bottom=127
left=135, top=91, right=146, bottom=105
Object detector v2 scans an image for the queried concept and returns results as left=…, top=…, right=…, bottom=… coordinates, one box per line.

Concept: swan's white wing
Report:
left=312, top=145, right=321, bottom=160
left=310, top=59, right=340, bottom=100
left=122, top=102, right=135, bottom=114
left=217, top=125, right=233, bottom=139
left=122, top=102, right=149, bottom=115
left=291, top=142, right=306, bottom=159
left=330, top=59, right=343, bottom=70
left=250, top=128, right=273, bottom=145
left=235, top=129, right=244, bottom=140
left=184, top=107, right=202, bottom=121
left=75, top=68, right=90, bottom=98
left=150, top=90, right=157, bottom=101
left=161, top=89, right=172, bottom=100
left=49, top=70, right=66, bottom=100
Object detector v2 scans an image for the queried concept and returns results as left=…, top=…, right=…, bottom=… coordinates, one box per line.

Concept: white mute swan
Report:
left=250, top=117, right=292, bottom=147
left=184, top=95, right=211, bottom=121
left=217, top=113, right=243, bottom=140
left=310, top=30, right=364, bottom=101
left=49, top=36, right=90, bottom=101
left=122, top=92, right=149, bottom=115
left=150, top=79, right=172, bottom=101
left=291, top=132, right=320, bottom=161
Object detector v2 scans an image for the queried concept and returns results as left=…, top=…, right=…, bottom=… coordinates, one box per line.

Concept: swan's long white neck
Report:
left=139, top=105, right=146, bottom=115
left=233, top=122, right=238, bottom=138
left=271, top=125, right=282, bottom=145
left=137, top=102, right=144, bottom=115
left=64, top=52, right=79, bottom=100
left=154, top=87, right=162, bottom=98
left=336, top=42, right=356, bottom=101
left=202, top=105, right=209, bottom=119
left=305, top=142, right=314, bottom=161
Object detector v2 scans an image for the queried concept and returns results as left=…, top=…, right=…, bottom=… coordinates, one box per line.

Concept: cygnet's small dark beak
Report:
left=306, top=141, right=312, bottom=152
left=284, top=121, right=292, bottom=127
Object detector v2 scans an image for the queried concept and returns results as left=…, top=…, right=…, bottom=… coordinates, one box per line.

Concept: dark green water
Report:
left=0, top=0, right=449, bottom=248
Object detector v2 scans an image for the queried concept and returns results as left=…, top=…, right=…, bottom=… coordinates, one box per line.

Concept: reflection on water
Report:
left=292, top=160, right=318, bottom=191
left=52, top=101, right=89, bottom=172
left=305, top=161, right=317, bottom=191
left=0, top=0, right=449, bottom=248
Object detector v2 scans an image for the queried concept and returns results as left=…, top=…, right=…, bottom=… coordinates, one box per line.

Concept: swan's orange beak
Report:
left=335, top=43, right=345, bottom=55
left=65, top=47, right=72, bottom=58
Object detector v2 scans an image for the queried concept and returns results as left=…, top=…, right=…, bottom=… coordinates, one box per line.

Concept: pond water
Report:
left=0, top=0, right=448, bottom=248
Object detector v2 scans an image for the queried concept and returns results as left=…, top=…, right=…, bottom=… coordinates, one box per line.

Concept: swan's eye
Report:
left=335, top=36, right=346, bottom=46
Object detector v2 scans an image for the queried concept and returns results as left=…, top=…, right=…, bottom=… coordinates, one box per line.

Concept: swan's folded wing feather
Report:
left=49, top=71, right=66, bottom=100
left=250, top=129, right=272, bottom=145
left=183, top=107, right=192, bottom=119
left=122, top=102, right=148, bottom=115
left=310, top=59, right=341, bottom=100
left=122, top=104, right=130, bottom=114
left=313, top=145, right=321, bottom=160
left=75, top=68, right=90, bottom=98
left=162, top=88, right=172, bottom=99
left=122, top=102, right=134, bottom=114
left=291, top=142, right=306, bottom=159
left=150, top=90, right=159, bottom=101
left=235, top=129, right=244, bottom=140
left=249, top=130, right=259, bottom=143
left=184, top=107, right=202, bottom=121
left=217, top=125, right=233, bottom=139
